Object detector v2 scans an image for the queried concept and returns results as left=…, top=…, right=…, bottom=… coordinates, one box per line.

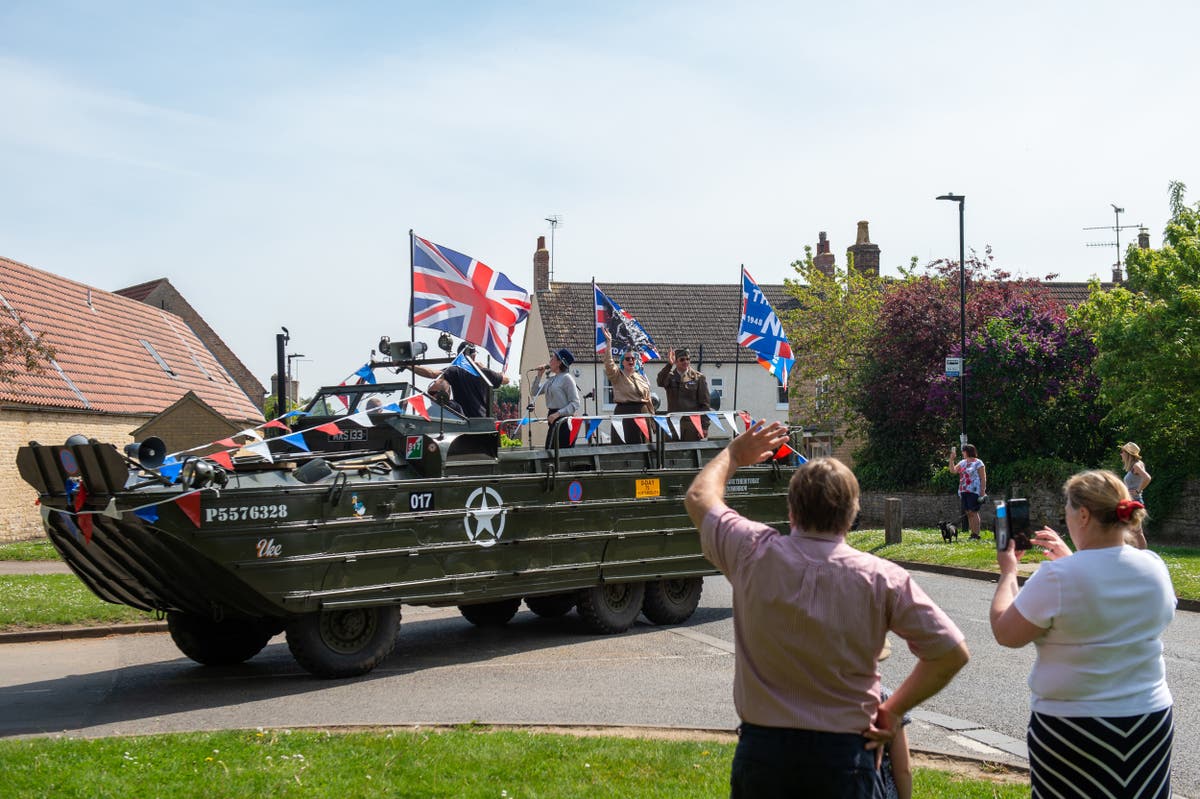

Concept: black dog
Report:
left=938, top=520, right=959, bottom=543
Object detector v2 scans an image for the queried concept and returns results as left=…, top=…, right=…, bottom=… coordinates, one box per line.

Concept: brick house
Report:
left=0, top=256, right=264, bottom=541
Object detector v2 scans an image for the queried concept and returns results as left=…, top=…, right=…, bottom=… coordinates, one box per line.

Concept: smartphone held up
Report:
left=995, top=498, right=1032, bottom=551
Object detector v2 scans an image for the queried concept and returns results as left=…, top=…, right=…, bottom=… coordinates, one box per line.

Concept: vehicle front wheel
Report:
left=524, top=593, right=576, bottom=618
left=641, top=577, right=703, bottom=625
left=285, top=606, right=400, bottom=679
left=459, top=597, right=522, bottom=626
left=576, top=581, right=645, bottom=634
left=167, top=612, right=276, bottom=666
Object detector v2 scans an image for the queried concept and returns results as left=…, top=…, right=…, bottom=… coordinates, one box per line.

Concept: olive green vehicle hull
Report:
left=17, top=419, right=790, bottom=677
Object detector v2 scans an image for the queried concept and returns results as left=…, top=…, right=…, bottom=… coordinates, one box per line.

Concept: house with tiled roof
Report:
left=115, top=278, right=266, bottom=409
left=518, top=238, right=804, bottom=447
left=0, top=255, right=264, bottom=540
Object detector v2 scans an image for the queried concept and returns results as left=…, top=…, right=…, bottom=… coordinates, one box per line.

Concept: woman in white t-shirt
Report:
left=989, top=470, right=1175, bottom=799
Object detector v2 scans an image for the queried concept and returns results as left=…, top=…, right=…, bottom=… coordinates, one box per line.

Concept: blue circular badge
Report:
left=568, top=480, right=583, bottom=503
left=59, top=449, right=80, bottom=476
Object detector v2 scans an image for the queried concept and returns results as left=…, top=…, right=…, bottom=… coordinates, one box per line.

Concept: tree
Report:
left=1074, top=181, right=1200, bottom=501
left=0, top=314, right=55, bottom=386
left=780, top=249, right=886, bottom=444
left=852, top=249, right=1065, bottom=486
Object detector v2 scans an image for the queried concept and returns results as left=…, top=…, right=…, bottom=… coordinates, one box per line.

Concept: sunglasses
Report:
left=623, top=357, right=636, bottom=363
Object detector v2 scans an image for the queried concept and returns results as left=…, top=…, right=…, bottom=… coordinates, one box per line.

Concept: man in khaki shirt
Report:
left=657, top=347, right=710, bottom=441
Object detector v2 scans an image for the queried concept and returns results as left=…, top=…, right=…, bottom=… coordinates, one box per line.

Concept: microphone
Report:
left=583, top=390, right=595, bottom=400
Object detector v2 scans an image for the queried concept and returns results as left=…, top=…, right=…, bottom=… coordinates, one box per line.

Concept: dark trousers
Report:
left=731, top=722, right=881, bottom=799
left=544, top=409, right=572, bottom=450
left=614, top=401, right=647, bottom=443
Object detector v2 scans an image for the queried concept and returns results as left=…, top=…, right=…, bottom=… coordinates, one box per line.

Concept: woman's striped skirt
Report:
left=1028, top=707, right=1173, bottom=798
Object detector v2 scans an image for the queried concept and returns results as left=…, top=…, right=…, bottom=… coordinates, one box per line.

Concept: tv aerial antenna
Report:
left=1084, top=203, right=1142, bottom=276
left=545, top=214, right=563, bottom=282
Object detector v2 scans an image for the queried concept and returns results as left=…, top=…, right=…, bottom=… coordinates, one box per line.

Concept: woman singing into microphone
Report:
left=530, top=348, right=580, bottom=450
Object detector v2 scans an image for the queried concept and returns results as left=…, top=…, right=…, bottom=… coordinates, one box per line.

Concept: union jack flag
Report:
left=738, top=267, right=793, bottom=385
left=411, top=236, right=531, bottom=364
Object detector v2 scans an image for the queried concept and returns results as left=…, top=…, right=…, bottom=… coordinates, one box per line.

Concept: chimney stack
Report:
left=813, top=232, right=835, bottom=277
left=1112, top=265, right=1124, bottom=284
left=846, top=221, right=880, bottom=277
left=533, top=235, right=550, bottom=293
left=1138, top=227, right=1150, bottom=249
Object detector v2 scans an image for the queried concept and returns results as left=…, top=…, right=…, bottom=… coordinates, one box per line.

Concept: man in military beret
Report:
left=657, top=346, right=710, bottom=441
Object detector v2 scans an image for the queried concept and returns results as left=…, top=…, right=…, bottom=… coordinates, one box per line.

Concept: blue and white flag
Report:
left=737, top=267, right=793, bottom=386
left=450, top=351, right=481, bottom=377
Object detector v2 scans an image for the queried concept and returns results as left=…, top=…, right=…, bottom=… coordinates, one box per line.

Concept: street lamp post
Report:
left=936, top=193, right=967, bottom=447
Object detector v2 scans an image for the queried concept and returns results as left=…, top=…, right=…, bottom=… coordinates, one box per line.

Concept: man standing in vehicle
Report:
left=411, top=341, right=507, bottom=418
left=657, top=347, right=710, bottom=440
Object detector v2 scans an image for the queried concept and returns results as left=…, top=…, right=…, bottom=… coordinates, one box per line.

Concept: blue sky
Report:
left=2, top=1, right=1196, bottom=394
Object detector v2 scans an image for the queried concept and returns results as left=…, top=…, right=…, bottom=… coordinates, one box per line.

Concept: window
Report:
left=603, top=378, right=615, bottom=409
left=776, top=381, right=789, bottom=409
left=139, top=340, right=176, bottom=377
left=814, top=375, right=830, bottom=413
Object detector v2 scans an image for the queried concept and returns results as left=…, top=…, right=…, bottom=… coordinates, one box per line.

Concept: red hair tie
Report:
left=1115, top=499, right=1145, bottom=521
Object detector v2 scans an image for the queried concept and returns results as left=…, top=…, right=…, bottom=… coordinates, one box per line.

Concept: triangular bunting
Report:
left=346, top=411, right=374, bottom=428
left=176, top=492, right=202, bottom=528
left=280, top=432, right=310, bottom=452
left=214, top=437, right=238, bottom=448
left=207, top=450, right=234, bottom=469
left=312, top=422, right=342, bottom=435
left=59, top=511, right=82, bottom=542
left=724, top=412, right=737, bottom=433
left=244, top=441, right=273, bottom=463
left=689, top=415, right=704, bottom=437
left=568, top=417, right=583, bottom=445
left=738, top=411, right=753, bottom=431
left=237, top=428, right=264, bottom=442
left=78, top=513, right=94, bottom=543
left=101, top=498, right=122, bottom=519
left=653, top=416, right=672, bottom=434
left=407, top=394, right=430, bottom=421
left=707, top=412, right=725, bottom=432
left=134, top=505, right=159, bottom=523
left=610, top=420, right=624, bottom=442
left=774, top=442, right=796, bottom=460
left=586, top=418, right=601, bottom=441
left=635, top=417, right=650, bottom=439
left=261, top=419, right=292, bottom=432
left=72, top=482, right=87, bottom=512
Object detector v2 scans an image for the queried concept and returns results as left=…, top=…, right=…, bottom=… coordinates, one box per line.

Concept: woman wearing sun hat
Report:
left=1120, top=442, right=1151, bottom=549
left=531, top=348, right=581, bottom=450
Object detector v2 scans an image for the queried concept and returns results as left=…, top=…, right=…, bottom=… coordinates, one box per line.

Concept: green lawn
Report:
left=0, top=574, right=154, bottom=629
left=848, top=528, right=1200, bottom=600
left=0, top=728, right=1028, bottom=799
left=0, top=539, right=58, bottom=560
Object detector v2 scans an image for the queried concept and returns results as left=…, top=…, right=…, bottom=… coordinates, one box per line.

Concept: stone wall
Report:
left=0, top=409, right=145, bottom=542
left=861, top=481, right=1200, bottom=545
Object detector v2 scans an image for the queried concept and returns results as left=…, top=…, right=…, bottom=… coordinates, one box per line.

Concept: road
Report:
left=1, top=572, right=1197, bottom=796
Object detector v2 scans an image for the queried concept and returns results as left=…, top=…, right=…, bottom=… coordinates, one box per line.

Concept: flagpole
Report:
left=408, top=229, right=416, bottom=357
left=733, top=265, right=742, bottom=415
left=591, top=277, right=599, bottom=420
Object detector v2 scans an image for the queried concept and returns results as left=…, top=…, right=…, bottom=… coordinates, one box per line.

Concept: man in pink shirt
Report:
left=685, top=421, right=969, bottom=799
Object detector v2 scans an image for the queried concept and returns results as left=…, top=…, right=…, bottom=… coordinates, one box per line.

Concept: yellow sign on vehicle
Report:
left=635, top=478, right=661, bottom=498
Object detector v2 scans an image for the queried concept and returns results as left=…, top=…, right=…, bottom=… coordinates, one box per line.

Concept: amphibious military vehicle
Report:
left=16, top=361, right=792, bottom=678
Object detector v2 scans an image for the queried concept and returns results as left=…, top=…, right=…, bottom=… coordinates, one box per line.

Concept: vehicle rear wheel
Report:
left=459, top=597, right=522, bottom=626
left=285, top=606, right=400, bottom=679
left=576, top=581, right=645, bottom=634
left=167, top=612, right=276, bottom=666
left=524, top=593, right=576, bottom=618
left=641, top=577, right=703, bottom=624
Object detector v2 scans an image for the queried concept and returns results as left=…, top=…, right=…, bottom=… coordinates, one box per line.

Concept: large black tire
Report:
left=167, top=612, right=276, bottom=666
left=285, top=606, right=400, bottom=679
left=576, top=581, right=646, bottom=634
left=524, top=593, right=576, bottom=618
left=459, top=597, right=522, bottom=627
left=641, top=577, right=703, bottom=625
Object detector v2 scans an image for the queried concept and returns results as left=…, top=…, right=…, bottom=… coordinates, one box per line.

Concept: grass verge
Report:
left=0, top=575, right=154, bottom=628
left=0, top=727, right=1029, bottom=799
left=848, top=528, right=1200, bottom=600
left=0, top=539, right=57, bottom=560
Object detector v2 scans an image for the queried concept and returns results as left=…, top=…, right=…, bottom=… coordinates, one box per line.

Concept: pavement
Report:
left=3, top=557, right=1195, bottom=796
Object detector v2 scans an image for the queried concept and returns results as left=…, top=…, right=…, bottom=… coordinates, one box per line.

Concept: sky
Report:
left=1, top=1, right=1196, bottom=397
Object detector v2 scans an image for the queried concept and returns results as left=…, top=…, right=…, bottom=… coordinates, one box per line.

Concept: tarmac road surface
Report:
left=1, top=572, right=1196, bottom=797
